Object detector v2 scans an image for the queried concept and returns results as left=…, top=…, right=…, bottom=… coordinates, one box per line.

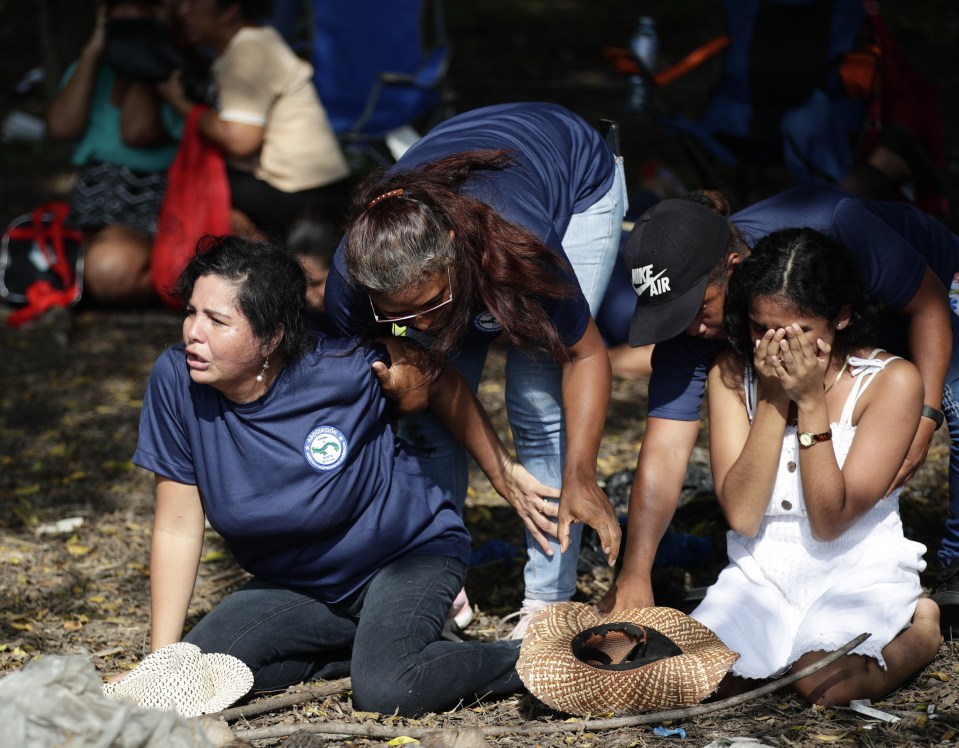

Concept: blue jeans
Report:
left=937, top=311, right=959, bottom=566
left=399, top=160, right=626, bottom=602
left=184, top=555, right=521, bottom=716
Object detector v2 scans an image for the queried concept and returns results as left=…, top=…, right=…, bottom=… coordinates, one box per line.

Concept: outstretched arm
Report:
left=595, top=415, right=698, bottom=614
left=149, top=475, right=205, bottom=651
left=892, top=268, right=951, bottom=491
left=556, top=318, right=620, bottom=566
left=428, top=366, right=561, bottom=555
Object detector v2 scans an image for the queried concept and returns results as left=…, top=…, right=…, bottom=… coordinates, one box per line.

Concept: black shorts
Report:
left=227, top=169, right=352, bottom=241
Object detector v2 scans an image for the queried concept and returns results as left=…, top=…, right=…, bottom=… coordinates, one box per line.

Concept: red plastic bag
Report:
left=151, top=105, right=231, bottom=307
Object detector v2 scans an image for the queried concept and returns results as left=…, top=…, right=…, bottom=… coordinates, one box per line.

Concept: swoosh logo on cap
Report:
left=633, top=267, right=668, bottom=297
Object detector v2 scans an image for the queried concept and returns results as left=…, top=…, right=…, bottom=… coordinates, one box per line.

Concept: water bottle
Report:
left=626, top=16, right=658, bottom=113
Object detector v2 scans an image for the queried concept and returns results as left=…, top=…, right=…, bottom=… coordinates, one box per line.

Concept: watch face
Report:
left=798, top=430, right=831, bottom=447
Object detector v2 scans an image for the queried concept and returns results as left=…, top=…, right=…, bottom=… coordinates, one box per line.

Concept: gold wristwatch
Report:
left=798, top=429, right=832, bottom=448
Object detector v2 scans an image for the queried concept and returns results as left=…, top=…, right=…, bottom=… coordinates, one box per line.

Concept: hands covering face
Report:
left=754, top=324, right=830, bottom=405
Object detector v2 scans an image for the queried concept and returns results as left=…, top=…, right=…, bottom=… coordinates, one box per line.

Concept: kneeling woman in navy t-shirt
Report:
left=132, top=236, right=548, bottom=716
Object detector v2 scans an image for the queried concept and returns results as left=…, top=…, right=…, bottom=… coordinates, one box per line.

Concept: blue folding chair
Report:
left=273, top=0, right=454, bottom=166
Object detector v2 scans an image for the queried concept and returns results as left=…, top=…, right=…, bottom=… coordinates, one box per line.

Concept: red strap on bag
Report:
left=151, top=105, right=231, bottom=308
left=6, top=202, right=84, bottom=327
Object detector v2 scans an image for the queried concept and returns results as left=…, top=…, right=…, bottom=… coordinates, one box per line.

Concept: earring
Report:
left=837, top=322, right=844, bottom=330
left=256, top=357, right=269, bottom=383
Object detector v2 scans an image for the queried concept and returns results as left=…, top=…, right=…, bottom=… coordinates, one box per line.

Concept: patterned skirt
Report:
left=68, top=163, right=167, bottom=237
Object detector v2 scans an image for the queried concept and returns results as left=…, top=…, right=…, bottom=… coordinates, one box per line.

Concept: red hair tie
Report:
left=367, top=188, right=405, bottom=209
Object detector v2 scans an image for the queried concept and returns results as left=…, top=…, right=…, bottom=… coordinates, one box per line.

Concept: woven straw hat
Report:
left=102, top=642, right=254, bottom=718
left=517, top=603, right=738, bottom=716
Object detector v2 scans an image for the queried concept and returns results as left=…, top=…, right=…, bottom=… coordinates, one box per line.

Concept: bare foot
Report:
left=912, top=597, right=943, bottom=654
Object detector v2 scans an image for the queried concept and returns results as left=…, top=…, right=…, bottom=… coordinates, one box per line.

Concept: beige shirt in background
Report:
left=215, top=26, right=350, bottom=193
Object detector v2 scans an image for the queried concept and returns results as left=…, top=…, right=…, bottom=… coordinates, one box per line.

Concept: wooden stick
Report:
left=198, top=569, right=250, bottom=598
left=91, top=646, right=124, bottom=659
left=233, top=632, right=870, bottom=741
left=210, top=677, right=353, bottom=722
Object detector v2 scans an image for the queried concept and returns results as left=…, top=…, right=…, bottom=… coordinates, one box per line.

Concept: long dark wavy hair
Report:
left=345, top=149, right=576, bottom=366
left=175, top=235, right=314, bottom=364
left=724, top=227, right=880, bottom=366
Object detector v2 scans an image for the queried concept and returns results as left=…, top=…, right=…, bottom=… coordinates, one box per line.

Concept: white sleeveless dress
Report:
left=691, top=351, right=927, bottom=678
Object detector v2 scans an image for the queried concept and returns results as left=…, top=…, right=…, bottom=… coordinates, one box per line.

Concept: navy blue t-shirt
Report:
left=325, top=102, right=616, bottom=349
left=133, top=336, right=470, bottom=605
left=648, top=186, right=959, bottom=420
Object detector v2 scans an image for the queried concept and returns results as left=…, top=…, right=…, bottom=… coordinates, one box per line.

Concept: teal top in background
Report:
left=63, top=62, right=183, bottom=173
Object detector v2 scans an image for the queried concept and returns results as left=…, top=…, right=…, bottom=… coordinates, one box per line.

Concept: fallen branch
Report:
left=233, top=632, right=870, bottom=741
left=198, top=569, right=251, bottom=598
left=91, top=646, right=124, bottom=659
left=210, top=677, right=353, bottom=722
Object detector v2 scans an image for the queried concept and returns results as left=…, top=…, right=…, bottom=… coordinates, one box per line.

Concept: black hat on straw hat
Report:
left=517, top=602, right=738, bottom=716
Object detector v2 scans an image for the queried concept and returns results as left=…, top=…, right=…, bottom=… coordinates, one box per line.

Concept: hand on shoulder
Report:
left=370, top=337, right=432, bottom=416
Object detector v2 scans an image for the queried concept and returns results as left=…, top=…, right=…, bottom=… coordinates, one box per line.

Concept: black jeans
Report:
left=184, top=554, right=521, bottom=716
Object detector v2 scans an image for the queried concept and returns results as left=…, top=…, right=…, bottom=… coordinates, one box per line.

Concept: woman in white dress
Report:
left=692, top=227, right=941, bottom=705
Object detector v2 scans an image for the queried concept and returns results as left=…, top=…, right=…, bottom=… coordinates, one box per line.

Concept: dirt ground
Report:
left=3, top=1, right=959, bottom=746
left=2, top=307, right=959, bottom=747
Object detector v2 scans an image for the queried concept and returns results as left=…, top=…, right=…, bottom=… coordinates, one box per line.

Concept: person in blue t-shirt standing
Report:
left=130, top=236, right=559, bottom=716
left=597, top=185, right=959, bottom=632
left=324, top=102, right=627, bottom=639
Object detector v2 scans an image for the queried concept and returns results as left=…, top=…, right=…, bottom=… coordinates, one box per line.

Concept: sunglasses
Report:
left=368, top=266, right=454, bottom=323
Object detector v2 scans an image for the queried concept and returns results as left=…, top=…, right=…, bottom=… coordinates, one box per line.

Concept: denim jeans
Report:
left=937, top=311, right=959, bottom=566
left=184, top=555, right=521, bottom=716
left=399, top=160, right=626, bottom=602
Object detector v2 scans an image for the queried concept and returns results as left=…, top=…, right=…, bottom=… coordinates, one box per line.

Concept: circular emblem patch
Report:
left=303, top=426, right=348, bottom=472
left=472, top=310, right=502, bottom=333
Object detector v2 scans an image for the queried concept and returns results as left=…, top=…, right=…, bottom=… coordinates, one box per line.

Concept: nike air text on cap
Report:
left=624, top=198, right=731, bottom=347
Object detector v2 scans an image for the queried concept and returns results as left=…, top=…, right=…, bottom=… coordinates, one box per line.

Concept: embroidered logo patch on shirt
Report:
left=304, top=426, right=348, bottom=472
left=472, top=310, right=502, bottom=333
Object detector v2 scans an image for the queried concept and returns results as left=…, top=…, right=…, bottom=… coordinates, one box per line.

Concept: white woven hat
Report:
left=102, top=642, right=254, bottom=718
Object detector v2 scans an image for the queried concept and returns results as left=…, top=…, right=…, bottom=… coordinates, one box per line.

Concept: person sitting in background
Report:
left=286, top=210, right=339, bottom=317
left=693, top=227, right=940, bottom=704
left=130, top=235, right=559, bottom=715
left=46, top=0, right=184, bottom=305
left=158, top=0, right=352, bottom=241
